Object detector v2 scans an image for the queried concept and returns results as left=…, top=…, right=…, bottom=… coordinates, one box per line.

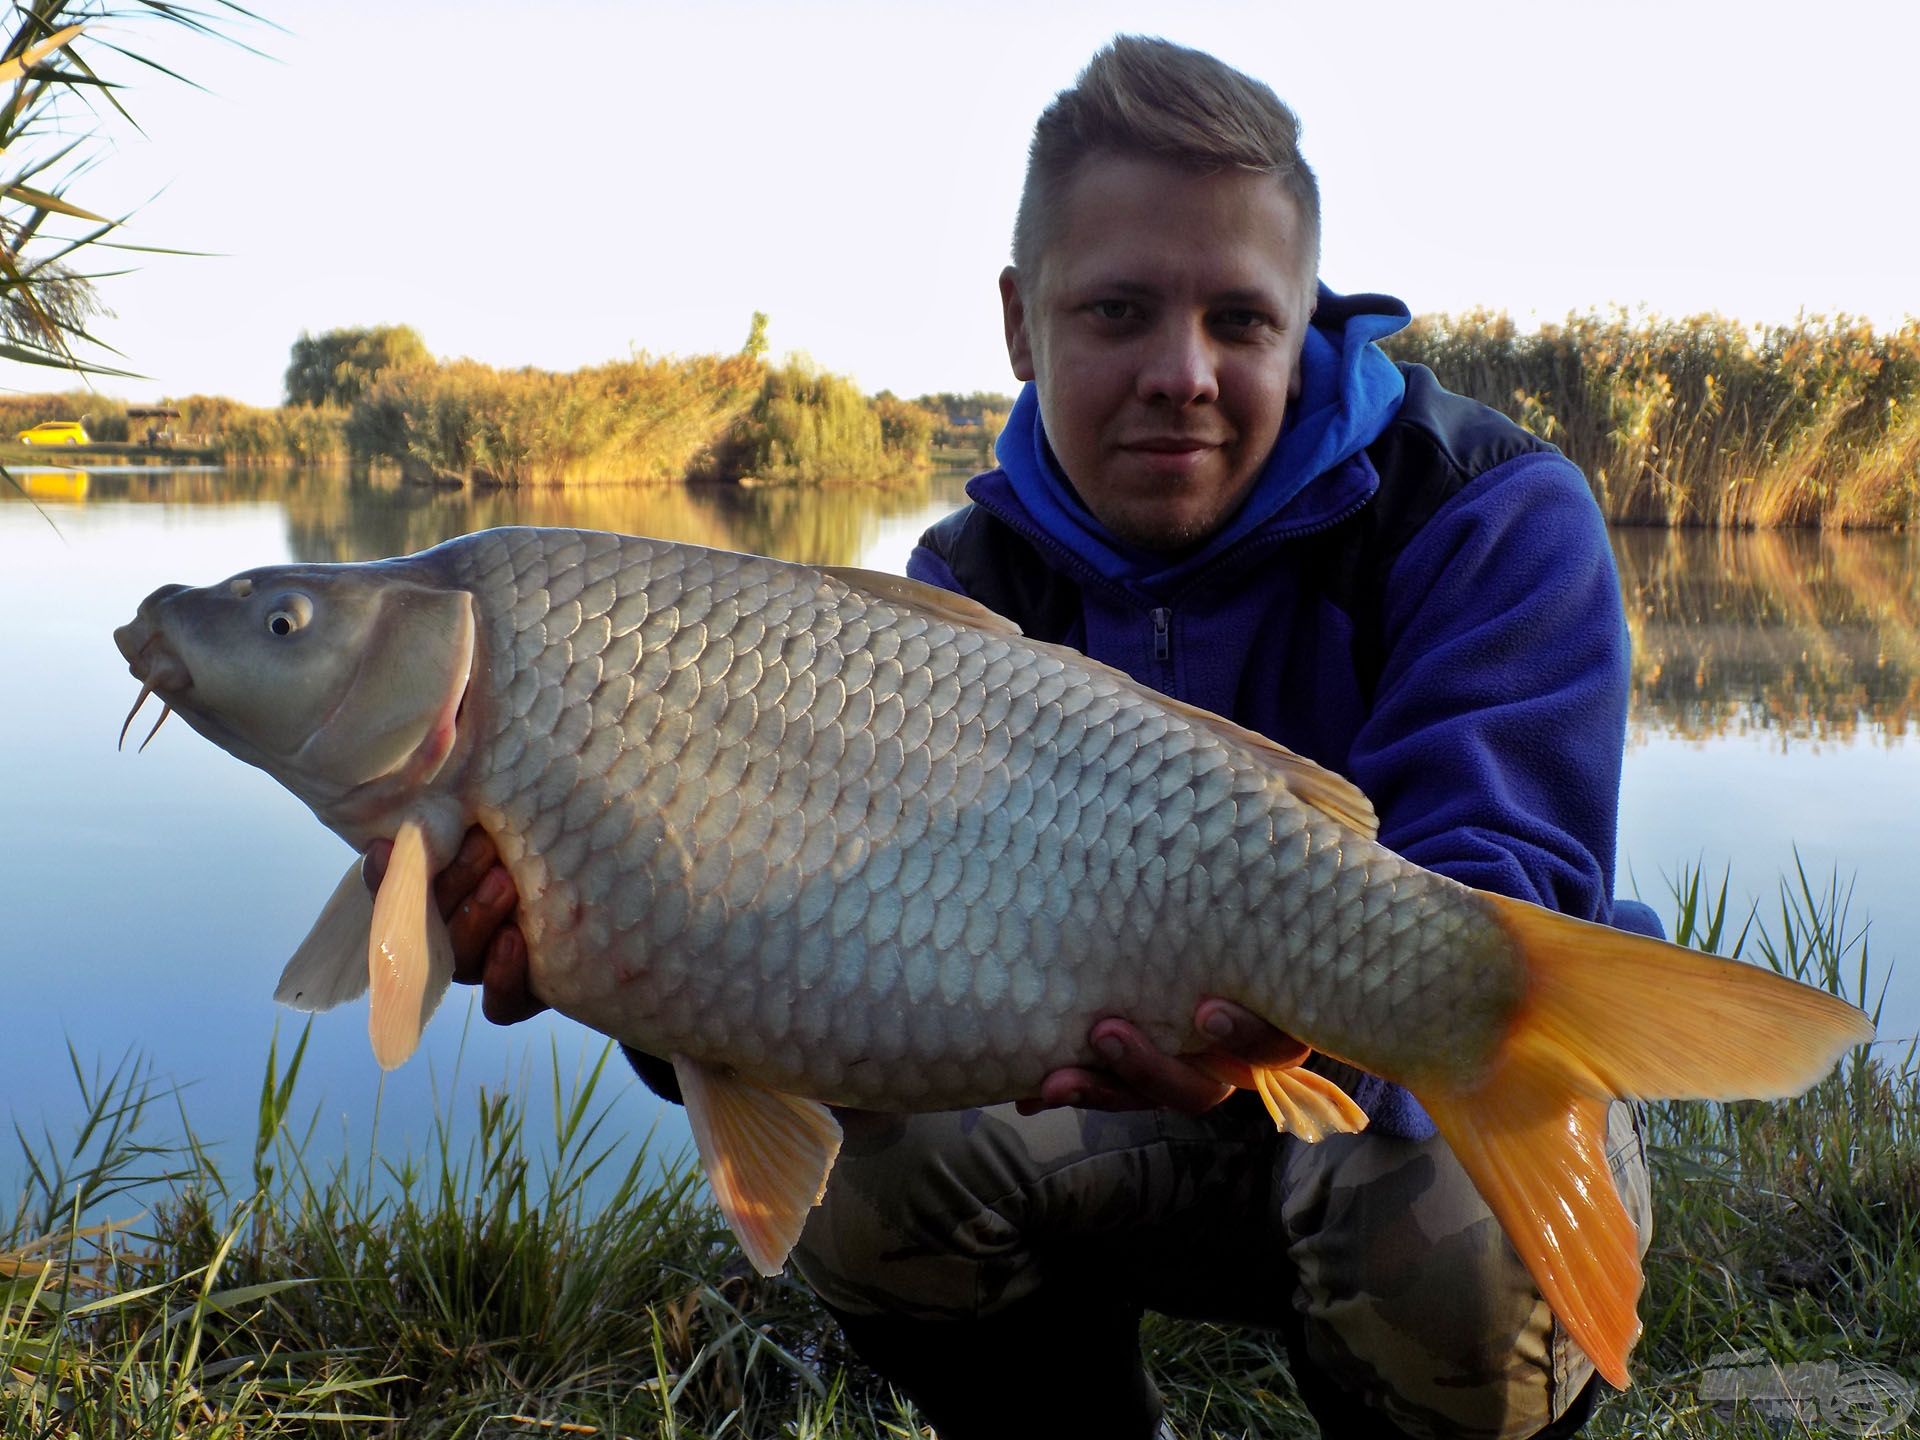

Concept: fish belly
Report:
left=446, top=527, right=1525, bottom=1108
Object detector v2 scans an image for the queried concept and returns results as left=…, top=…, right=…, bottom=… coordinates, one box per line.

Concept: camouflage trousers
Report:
left=793, top=1065, right=1651, bottom=1440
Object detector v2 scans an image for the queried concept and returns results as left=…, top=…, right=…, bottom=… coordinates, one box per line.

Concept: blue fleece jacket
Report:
left=910, top=286, right=1642, bottom=1140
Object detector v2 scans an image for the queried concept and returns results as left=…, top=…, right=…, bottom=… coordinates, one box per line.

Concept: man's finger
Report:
left=1087, top=1020, right=1235, bottom=1114
left=479, top=927, right=546, bottom=1026
left=432, top=828, right=500, bottom=918
left=363, top=827, right=499, bottom=921
left=447, top=864, right=517, bottom=983
left=1017, top=1065, right=1152, bottom=1114
left=361, top=839, right=391, bottom=893
left=1193, top=999, right=1309, bottom=1067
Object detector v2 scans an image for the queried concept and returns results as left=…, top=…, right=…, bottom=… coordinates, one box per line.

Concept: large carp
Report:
left=114, top=525, right=1870, bottom=1387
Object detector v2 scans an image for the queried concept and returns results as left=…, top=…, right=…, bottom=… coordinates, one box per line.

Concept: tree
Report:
left=284, top=324, right=431, bottom=408
left=742, top=310, right=770, bottom=360
left=873, top=390, right=939, bottom=463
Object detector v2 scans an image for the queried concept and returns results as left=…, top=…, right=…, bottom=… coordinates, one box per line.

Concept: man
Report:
left=405, top=35, right=1654, bottom=1440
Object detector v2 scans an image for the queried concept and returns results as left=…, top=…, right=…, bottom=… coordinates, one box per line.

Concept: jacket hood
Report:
left=983, top=284, right=1412, bottom=596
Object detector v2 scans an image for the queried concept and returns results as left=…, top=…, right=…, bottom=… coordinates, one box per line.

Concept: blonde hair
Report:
left=1012, top=36, right=1320, bottom=282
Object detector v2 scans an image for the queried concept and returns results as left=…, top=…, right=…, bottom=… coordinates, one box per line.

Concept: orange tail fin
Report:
left=1417, top=894, right=1874, bottom=1390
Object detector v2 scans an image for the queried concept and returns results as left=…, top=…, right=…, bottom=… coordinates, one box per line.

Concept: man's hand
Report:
left=362, top=826, right=544, bottom=1025
left=1018, top=999, right=1309, bottom=1115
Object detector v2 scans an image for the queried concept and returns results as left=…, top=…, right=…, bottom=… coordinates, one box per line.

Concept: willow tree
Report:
left=284, top=324, right=431, bottom=408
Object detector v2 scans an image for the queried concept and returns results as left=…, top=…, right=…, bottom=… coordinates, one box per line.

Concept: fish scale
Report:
left=442, top=528, right=1520, bottom=1106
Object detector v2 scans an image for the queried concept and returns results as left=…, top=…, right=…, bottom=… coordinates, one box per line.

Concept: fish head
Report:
left=114, top=559, right=477, bottom=826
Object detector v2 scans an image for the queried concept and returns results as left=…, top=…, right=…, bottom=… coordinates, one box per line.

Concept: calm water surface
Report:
left=3, top=467, right=1914, bottom=1199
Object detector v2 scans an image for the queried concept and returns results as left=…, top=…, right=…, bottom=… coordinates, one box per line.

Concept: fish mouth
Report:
left=114, top=598, right=194, bottom=752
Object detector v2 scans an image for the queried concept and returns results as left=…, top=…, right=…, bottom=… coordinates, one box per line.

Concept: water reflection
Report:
left=7, top=463, right=972, bottom=569
left=18, top=468, right=1918, bottom=746
left=1616, top=527, right=1919, bottom=743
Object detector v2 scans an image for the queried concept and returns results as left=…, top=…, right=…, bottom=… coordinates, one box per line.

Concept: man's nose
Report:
left=1136, top=318, right=1219, bottom=405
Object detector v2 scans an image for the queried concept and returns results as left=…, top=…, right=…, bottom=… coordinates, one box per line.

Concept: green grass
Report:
left=7, top=869, right=1913, bottom=1437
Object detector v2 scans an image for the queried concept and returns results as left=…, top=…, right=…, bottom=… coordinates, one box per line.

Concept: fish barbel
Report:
left=114, top=525, right=1871, bottom=1387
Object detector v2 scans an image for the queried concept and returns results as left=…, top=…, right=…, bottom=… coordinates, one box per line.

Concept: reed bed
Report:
left=0, top=391, right=351, bottom=463
left=0, top=391, right=129, bottom=443
left=18, top=311, right=1915, bottom=510
left=344, top=353, right=941, bottom=489
left=3, top=344, right=825, bottom=483
left=1386, top=310, right=1920, bottom=529
left=220, top=404, right=351, bottom=465
left=346, top=353, right=766, bottom=488
left=6, top=870, right=1912, bottom=1437
left=144, top=394, right=351, bottom=466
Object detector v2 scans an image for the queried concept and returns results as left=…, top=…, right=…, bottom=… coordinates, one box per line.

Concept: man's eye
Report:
left=1216, top=309, right=1269, bottom=334
left=1089, top=300, right=1137, bottom=322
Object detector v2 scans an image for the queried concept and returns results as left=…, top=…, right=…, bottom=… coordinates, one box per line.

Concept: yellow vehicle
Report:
left=18, top=471, right=88, bottom=500
left=15, top=420, right=89, bottom=445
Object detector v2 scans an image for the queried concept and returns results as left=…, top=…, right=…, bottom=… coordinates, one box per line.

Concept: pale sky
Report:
left=6, top=0, right=1914, bottom=408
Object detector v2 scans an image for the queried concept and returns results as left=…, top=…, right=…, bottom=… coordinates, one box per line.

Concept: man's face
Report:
left=1001, top=152, right=1316, bottom=552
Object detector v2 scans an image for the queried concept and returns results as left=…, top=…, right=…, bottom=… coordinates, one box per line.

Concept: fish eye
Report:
left=266, top=592, right=313, bottom=637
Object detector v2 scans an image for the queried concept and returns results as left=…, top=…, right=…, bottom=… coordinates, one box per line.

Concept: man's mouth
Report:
left=1122, top=436, right=1223, bottom=453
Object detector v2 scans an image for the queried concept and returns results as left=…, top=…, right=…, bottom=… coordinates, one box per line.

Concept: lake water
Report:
left=3, top=466, right=1915, bottom=1205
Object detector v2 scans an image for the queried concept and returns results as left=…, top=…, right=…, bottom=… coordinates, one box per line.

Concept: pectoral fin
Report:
left=275, top=861, right=375, bottom=1011
left=673, top=1054, right=843, bottom=1276
left=366, top=819, right=454, bottom=1069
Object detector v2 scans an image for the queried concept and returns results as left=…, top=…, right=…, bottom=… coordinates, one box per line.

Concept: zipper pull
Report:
left=1150, top=606, right=1172, bottom=662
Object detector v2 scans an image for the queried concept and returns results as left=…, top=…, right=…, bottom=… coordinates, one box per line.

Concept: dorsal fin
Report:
left=821, top=565, right=1378, bottom=841
left=1020, top=631, right=1381, bottom=841
left=819, top=566, right=1025, bottom=636
left=1154, top=689, right=1379, bottom=840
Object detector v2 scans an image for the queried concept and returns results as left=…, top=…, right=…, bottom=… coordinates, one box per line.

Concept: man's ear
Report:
left=1289, top=278, right=1318, bottom=401
left=1000, top=266, right=1036, bottom=382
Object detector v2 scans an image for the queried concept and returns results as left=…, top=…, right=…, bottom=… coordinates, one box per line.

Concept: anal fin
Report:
left=673, top=1054, right=842, bottom=1276
left=275, top=861, right=375, bottom=1011
left=366, top=819, right=453, bottom=1069
left=1196, top=1053, right=1370, bottom=1142
left=1251, top=1065, right=1370, bottom=1141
